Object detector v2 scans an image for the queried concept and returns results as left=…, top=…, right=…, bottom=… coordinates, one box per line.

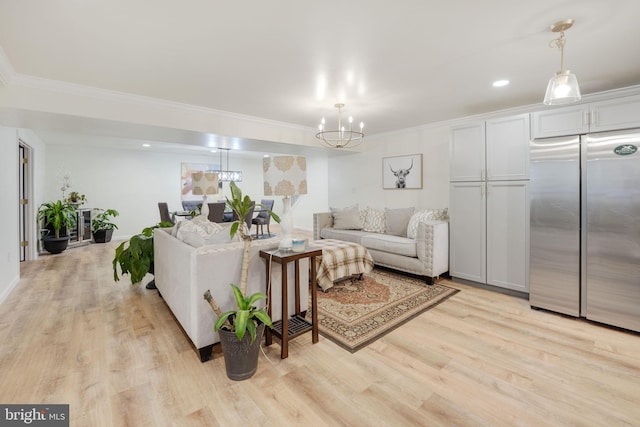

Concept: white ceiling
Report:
left=1, top=0, right=640, bottom=152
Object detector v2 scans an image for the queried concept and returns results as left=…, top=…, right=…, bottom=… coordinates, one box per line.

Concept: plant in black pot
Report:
left=203, top=182, right=279, bottom=380
left=91, top=208, right=119, bottom=243
left=38, top=200, right=77, bottom=254
left=112, top=221, right=173, bottom=288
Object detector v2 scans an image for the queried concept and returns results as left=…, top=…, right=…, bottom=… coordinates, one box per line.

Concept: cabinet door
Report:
left=590, top=94, right=640, bottom=133
left=486, top=114, right=530, bottom=181
left=449, top=182, right=486, bottom=283
left=450, top=122, right=485, bottom=181
left=531, top=105, right=589, bottom=139
left=486, top=181, right=529, bottom=292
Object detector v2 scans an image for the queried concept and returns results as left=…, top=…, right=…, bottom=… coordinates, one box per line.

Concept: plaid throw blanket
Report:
left=312, top=239, right=375, bottom=291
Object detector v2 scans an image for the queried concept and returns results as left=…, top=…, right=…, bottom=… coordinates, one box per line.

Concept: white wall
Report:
left=0, top=126, right=19, bottom=303
left=327, top=123, right=450, bottom=211
left=43, top=145, right=329, bottom=238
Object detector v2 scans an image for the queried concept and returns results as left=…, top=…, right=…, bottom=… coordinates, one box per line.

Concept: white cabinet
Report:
left=486, top=114, right=530, bottom=181
left=449, top=114, right=530, bottom=292
left=486, top=181, right=529, bottom=292
left=531, top=94, right=640, bottom=139
left=450, top=122, right=485, bottom=181
left=449, top=182, right=486, bottom=283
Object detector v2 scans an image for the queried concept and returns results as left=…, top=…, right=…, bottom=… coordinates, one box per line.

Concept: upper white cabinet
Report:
left=450, top=113, right=529, bottom=182
left=486, top=114, right=530, bottom=181
left=450, top=122, right=485, bottom=182
left=531, top=94, right=640, bottom=139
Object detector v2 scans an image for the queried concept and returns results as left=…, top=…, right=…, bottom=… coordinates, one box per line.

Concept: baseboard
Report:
left=0, top=274, right=20, bottom=305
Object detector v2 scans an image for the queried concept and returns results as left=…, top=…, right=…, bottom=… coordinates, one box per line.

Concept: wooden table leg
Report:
left=294, top=259, right=301, bottom=315
left=310, top=255, right=319, bottom=344
left=281, top=260, right=289, bottom=359
left=265, top=257, right=272, bottom=346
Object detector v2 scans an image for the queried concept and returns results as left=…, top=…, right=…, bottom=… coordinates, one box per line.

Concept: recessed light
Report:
left=263, top=154, right=270, bottom=158
left=493, top=80, right=510, bottom=87
left=142, top=143, right=151, bottom=147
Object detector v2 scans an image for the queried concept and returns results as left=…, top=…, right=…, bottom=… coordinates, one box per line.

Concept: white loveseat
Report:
left=313, top=206, right=449, bottom=284
left=153, top=228, right=308, bottom=362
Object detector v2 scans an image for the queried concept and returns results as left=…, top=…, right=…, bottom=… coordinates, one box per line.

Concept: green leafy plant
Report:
left=112, top=221, right=173, bottom=284
left=213, top=284, right=273, bottom=342
left=37, top=200, right=77, bottom=239
left=203, top=182, right=280, bottom=339
left=92, top=208, right=119, bottom=231
left=65, top=191, right=86, bottom=206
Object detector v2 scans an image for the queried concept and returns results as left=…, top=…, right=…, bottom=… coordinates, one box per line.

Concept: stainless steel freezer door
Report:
left=585, top=130, right=640, bottom=332
left=529, top=136, right=581, bottom=316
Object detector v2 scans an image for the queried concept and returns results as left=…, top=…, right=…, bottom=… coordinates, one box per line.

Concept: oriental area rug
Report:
left=308, top=268, right=459, bottom=352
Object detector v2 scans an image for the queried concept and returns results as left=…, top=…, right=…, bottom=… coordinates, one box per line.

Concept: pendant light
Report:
left=543, top=19, right=581, bottom=105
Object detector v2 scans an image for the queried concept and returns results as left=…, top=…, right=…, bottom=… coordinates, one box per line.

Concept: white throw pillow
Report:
left=363, top=207, right=386, bottom=233
left=330, top=204, right=363, bottom=230
left=406, top=208, right=449, bottom=239
left=176, top=216, right=237, bottom=247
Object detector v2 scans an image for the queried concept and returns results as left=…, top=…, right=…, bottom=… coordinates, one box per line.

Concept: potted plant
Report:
left=112, top=221, right=173, bottom=287
left=91, top=208, right=119, bottom=243
left=37, top=200, right=77, bottom=254
left=65, top=191, right=87, bottom=207
left=203, top=182, right=279, bottom=380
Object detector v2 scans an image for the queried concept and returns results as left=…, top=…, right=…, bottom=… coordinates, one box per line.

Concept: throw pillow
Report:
left=363, top=207, right=386, bottom=233
left=330, top=204, right=363, bottom=230
left=384, top=207, right=415, bottom=237
left=406, top=208, right=450, bottom=239
left=176, top=215, right=237, bottom=247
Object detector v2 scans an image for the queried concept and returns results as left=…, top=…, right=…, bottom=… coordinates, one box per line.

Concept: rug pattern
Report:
left=309, top=269, right=459, bottom=352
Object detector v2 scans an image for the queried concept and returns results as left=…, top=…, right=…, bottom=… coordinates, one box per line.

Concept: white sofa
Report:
left=313, top=207, right=449, bottom=284
left=153, top=228, right=308, bottom=362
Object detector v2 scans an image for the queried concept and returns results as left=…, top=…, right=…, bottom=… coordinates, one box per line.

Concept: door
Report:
left=585, top=130, right=640, bottom=332
left=529, top=136, right=581, bottom=315
left=450, top=123, right=485, bottom=182
left=486, top=181, right=529, bottom=292
left=449, top=182, right=486, bottom=282
left=486, top=114, right=530, bottom=181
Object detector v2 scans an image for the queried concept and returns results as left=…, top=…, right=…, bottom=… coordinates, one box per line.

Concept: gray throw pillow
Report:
left=331, top=204, right=363, bottom=230
left=385, top=207, right=415, bottom=236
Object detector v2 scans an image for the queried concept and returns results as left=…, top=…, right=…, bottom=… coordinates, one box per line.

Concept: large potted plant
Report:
left=203, top=182, right=279, bottom=380
left=38, top=200, right=77, bottom=254
left=91, top=208, right=119, bottom=243
left=112, top=221, right=173, bottom=287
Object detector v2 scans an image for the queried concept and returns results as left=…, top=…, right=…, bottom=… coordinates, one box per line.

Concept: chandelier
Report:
left=316, top=103, right=364, bottom=149
left=543, top=19, right=581, bottom=105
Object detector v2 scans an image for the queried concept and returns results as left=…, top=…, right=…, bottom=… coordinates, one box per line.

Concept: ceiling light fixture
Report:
left=316, top=103, right=364, bottom=149
left=543, top=19, right=581, bottom=105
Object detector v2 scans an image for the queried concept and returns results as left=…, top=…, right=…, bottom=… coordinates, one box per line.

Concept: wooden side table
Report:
left=259, top=247, right=322, bottom=358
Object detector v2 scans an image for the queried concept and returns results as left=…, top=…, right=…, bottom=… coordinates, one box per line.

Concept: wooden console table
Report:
left=259, top=247, right=322, bottom=358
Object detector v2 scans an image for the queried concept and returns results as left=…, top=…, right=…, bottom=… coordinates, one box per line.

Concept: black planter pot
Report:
left=92, top=229, right=114, bottom=243
left=218, top=323, right=265, bottom=381
left=42, top=236, right=70, bottom=254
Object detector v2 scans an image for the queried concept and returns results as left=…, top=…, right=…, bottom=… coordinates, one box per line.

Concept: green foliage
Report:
left=37, top=200, right=77, bottom=239
left=65, top=191, right=86, bottom=205
left=214, top=284, right=273, bottom=342
left=225, top=181, right=280, bottom=239
left=92, top=208, right=119, bottom=231
left=112, top=221, right=173, bottom=284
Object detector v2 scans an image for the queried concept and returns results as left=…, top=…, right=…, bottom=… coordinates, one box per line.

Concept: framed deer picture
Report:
left=382, top=154, right=423, bottom=189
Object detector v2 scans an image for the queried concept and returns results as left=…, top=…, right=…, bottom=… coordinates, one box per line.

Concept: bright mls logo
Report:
left=1, top=405, right=69, bottom=426
left=613, top=144, right=637, bottom=156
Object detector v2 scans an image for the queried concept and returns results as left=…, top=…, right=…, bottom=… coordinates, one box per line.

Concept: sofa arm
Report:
left=415, top=220, right=449, bottom=277
left=313, top=212, right=333, bottom=240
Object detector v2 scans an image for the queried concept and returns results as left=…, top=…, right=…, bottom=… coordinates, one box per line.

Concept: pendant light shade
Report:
left=544, top=70, right=581, bottom=105
left=543, top=19, right=581, bottom=106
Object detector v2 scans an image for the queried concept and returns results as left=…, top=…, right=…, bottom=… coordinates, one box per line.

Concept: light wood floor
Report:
left=2, top=240, right=639, bottom=426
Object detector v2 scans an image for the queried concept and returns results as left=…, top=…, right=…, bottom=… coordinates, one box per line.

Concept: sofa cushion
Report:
left=330, top=204, right=363, bottom=230
left=360, top=233, right=417, bottom=258
left=385, top=207, right=415, bottom=237
left=363, top=207, right=386, bottom=233
left=320, top=228, right=367, bottom=245
left=407, top=208, right=449, bottom=239
left=176, top=216, right=237, bottom=247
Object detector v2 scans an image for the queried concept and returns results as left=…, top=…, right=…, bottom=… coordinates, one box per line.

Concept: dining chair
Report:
left=231, top=201, right=255, bottom=231
left=207, top=202, right=226, bottom=223
left=252, top=199, right=274, bottom=238
left=158, top=202, right=175, bottom=225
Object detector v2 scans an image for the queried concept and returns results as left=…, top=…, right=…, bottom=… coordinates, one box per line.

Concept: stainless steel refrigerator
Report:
left=530, top=129, right=640, bottom=333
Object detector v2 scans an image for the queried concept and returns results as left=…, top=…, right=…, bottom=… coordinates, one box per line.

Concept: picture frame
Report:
left=382, top=154, right=423, bottom=189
